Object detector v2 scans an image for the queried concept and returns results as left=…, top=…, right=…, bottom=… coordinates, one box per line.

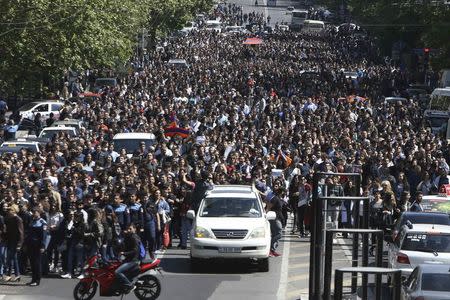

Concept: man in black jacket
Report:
left=115, top=223, right=141, bottom=293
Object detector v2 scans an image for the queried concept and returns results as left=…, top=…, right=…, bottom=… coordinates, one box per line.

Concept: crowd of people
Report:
left=0, top=2, right=448, bottom=287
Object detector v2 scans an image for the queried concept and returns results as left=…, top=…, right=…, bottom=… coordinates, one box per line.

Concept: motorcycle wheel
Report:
left=134, top=274, right=161, bottom=300
left=73, top=281, right=98, bottom=300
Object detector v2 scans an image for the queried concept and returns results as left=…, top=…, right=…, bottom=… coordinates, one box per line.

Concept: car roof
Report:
left=404, top=223, right=450, bottom=233
left=113, top=132, right=156, bottom=140
left=418, top=263, right=450, bottom=273
left=2, top=140, right=39, bottom=145
left=41, top=126, right=76, bottom=131
left=168, top=59, right=187, bottom=63
left=53, top=119, right=82, bottom=125
left=205, top=185, right=256, bottom=198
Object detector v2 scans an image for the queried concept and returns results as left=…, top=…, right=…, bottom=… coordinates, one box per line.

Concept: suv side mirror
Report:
left=186, top=210, right=195, bottom=220
left=266, top=211, right=276, bottom=221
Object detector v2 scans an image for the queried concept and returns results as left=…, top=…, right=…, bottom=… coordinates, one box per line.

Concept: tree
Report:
left=316, top=0, right=450, bottom=68
left=0, top=0, right=149, bottom=97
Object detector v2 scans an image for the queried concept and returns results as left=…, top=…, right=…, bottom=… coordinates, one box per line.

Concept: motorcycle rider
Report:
left=116, top=223, right=141, bottom=293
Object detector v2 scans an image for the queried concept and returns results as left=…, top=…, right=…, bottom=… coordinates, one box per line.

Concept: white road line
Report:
left=277, top=222, right=292, bottom=300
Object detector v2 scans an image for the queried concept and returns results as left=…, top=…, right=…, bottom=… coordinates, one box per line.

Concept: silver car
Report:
left=402, top=264, right=450, bottom=299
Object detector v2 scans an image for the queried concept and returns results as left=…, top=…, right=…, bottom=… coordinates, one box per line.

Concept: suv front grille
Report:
left=212, top=229, right=248, bottom=239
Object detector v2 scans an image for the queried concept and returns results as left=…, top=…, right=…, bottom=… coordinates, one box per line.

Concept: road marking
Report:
left=288, top=262, right=309, bottom=269
left=287, top=273, right=308, bottom=282
left=277, top=223, right=292, bottom=300
left=289, top=252, right=310, bottom=258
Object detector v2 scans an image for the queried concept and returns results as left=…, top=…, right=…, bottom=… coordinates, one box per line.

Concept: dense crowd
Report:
left=0, top=2, right=449, bottom=287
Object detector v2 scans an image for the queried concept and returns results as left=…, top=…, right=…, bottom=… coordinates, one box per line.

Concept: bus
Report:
left=291, top=10, right=308, bottom=30
left=424, top=88, right=450, bottom=133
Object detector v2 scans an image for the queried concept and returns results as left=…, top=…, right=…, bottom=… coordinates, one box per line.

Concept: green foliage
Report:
left=0, top=0, right=212, bottom=96
left=316, top=0, right=450, bottom=69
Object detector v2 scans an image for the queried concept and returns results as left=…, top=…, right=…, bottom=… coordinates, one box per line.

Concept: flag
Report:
left=277, top=150, right=292, bottom=168
left=164, top=112, right=190, bottom=138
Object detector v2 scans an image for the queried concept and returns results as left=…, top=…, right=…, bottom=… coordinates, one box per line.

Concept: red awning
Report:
left=243, top=37, right=263, bottom=45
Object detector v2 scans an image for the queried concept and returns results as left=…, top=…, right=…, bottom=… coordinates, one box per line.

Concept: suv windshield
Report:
left=402, top=233, right=450, bottom=253
left=113, top=139, right=155, bottom=153
left=200, top=197, right=261, bottom=218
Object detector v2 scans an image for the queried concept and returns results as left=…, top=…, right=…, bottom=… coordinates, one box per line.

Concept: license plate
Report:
left=218, top=247, right=241, bottom=253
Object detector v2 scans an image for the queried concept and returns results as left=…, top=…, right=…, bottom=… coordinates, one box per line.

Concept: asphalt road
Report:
left=0, top=235, right=285, bottom=300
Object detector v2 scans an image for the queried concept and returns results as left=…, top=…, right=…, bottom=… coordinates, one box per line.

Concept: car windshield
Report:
left=40, top=129, right=74, bottom=139
left=200, top=197, right=262, bottom=218
left=113, top=139, right=155, bottom=153
left=428, top=117, right=448, bottom=128
left=421, top=273, right=450, bottom=292
left=402, top=233, right=450, bottom=252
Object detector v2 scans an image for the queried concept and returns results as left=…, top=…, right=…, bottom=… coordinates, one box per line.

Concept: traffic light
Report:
left=424, top=48, right=430, bottom=70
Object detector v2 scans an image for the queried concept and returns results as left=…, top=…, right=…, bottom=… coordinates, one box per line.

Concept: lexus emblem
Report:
left=226, top=232, right=234, bottom=237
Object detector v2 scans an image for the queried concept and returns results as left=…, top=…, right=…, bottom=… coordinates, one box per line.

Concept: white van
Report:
left=112, top=132, right=156, bottom=157
left=187, top=185, right=275, bottom=272
left=302, top=20, right=325, bottom=33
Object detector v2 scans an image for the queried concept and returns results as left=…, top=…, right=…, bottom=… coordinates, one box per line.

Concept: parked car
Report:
left=385, top=97, right=409, bottom=104
left=388, top=211, right=450, bottom=241
left=38, top=126, right=77, bottom=139
left=52, top=119, right=85, bottom=133
left=187, top=185, right=276, bottom=272
left=388, top=223, right=450, bottom=277
left=112, top=132, right=156, bottom=158
left=167, top=59, right=189, bottom=68
left=402, top=264, right=450, bottom=300
left=17, top=100, right=64, bottom=121
left=0, top=139, right=41, bottom=153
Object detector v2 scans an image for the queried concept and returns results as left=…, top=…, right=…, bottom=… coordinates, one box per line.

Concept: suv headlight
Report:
left=250, top=227, right=265, bottom=239
left=195, top=226, right=212, bottom=238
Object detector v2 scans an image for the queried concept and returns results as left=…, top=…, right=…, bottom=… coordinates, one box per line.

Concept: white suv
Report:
left=388, top=223, right=450, bottom=277
left=187, top=185, right=275, bottom=272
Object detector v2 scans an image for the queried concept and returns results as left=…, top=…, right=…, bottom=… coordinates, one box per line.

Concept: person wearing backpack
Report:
left=116, top=223, right=142, bottom=293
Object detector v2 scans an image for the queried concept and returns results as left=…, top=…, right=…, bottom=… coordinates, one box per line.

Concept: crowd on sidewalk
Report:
left=0, top=2, right=448, bottom=287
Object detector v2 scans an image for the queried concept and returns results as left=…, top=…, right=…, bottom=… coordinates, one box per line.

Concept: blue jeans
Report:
left=270, top=220, right=282, bottom=251
left=180, top=216, right=192, bottom=247
left=143, top=221, right=156, bottom=255
left=6, top=246, right=20, bottom=277
left=115, top=261, right=138, bottom=289
left=0, top=242, right=6, bottom=276
left=101, top=244, right=115, bottom=262
left=67, top=241, right=84, bottom=275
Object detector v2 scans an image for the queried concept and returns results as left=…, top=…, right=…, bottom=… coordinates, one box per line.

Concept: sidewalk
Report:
left=281, top=218, right=353, bottom=300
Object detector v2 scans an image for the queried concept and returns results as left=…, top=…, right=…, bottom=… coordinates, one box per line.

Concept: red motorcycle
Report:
left=73, top=255, right=162, bottom=300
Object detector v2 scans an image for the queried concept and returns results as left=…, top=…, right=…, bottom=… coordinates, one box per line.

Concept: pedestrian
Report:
left=26, top=207, right=49, bottom=286
left=409, top=191, right=424, bottom=212
left=266, top=187, right=284, bottom=257
left=4, top=206, right=24, bottom=282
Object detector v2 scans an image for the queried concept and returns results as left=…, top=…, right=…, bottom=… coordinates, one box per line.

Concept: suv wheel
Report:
left=258, top=258, right=269, bottom=272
